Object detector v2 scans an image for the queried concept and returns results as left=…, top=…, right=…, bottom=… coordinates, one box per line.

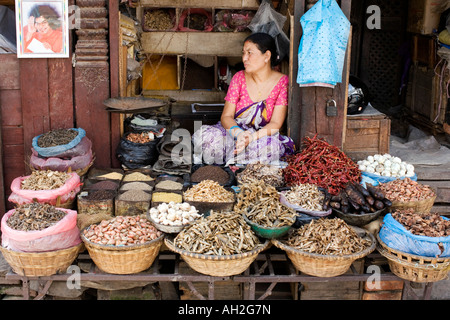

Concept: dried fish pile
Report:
left=246, top=197, right=296, bottom=227
left=237, top=162, right=284, bottom=187
left=377, top=178, right=435, bottom=202
left=21, top=170, right=71, bottom=190
left=234, top=180, right=279, bottom=213
left=7, top=203, right=67, bottom=231
left=392, top=209, right=450, bottom=237
left=174, top=211, right=261, bottom=255
left=284, top=218, right=371, bottom=255
left=183, top=180, right=234, bottom=203
left=283, top=184, right=324, bottom=211
left=37, top=129, right=78, bottom=148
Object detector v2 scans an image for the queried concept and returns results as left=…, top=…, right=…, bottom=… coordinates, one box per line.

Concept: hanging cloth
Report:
left=296, top=0, right=350, bottom=88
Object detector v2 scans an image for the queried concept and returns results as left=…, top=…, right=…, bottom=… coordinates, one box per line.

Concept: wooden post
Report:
left=289, top=0, right=352, bottom=149
left=74, top=0, right=111, bottom=168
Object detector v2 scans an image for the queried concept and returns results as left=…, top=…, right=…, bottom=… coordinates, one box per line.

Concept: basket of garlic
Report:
left=357, top=154, right=417, bottom=185
left=147, top=202, right=202, bottom=233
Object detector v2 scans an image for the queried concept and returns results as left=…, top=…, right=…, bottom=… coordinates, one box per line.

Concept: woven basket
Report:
left=272, top=230, right=376, bottom=277
left=376, top=234, right=450, bottom=283
left=389, top=191, right=436, bottom=214
left=0, top=243, right=83, bottom=276
left=164, top=237, right=270, bottom=277
left=81, top=231, right=164, bottom=274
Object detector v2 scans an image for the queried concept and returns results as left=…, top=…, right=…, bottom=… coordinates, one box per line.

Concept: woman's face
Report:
left=242, top=41, right=269, bottom=73
left=35, top=16, right=51, bottom=34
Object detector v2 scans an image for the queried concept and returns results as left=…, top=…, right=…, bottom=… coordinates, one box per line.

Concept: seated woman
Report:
left=192, top=32, right=295, bottom=165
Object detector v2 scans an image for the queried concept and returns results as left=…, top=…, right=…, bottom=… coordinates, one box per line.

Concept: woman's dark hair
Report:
left=244, top=32, right=281, bottom=66
left=29, top=5, right=61, bottom=30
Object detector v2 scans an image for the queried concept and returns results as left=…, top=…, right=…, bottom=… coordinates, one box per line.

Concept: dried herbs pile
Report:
left=283, top=135, right=361, bottom=195
left=237, top=162, right=284, bottom=187
left=284, top=218, right=371, bottom=255
left=7, top=203, right=67, bottom=231
left=37, top=129, right=78, bottom=148
left=21, top=170, right=71, bottom=190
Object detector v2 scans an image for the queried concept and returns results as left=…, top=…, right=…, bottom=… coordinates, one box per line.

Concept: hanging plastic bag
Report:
left=247, top=0, right=290, bottom=62
left=379, top=213, right=450, bottom=258
left=296, top=0, right=350, bottom=87
left=1, top=207, right=81, bottom=252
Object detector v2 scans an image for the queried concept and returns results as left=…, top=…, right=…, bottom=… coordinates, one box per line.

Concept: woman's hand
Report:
left=234, top=130, right=254, bottom=155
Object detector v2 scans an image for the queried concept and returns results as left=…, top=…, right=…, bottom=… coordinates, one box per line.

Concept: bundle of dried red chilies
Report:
left=283, top=135, right=361, bottom=195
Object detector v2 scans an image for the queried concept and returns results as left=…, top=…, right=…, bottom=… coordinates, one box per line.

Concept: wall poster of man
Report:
left=15, top=0, right=69, bottom=58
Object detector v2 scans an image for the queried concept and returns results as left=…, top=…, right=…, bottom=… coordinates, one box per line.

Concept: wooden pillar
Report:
left=288, top=0, right=352, bottom=149
left=74, top=1, right=111, bottom=168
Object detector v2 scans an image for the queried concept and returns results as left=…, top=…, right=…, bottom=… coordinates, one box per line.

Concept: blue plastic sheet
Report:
left=32, top=128, right=86, bottom=158
left=361, top=171, right=417, bottom=186
left=296, top=0, right=350, bottom=87
left=379, top=214, right=450, bottom=258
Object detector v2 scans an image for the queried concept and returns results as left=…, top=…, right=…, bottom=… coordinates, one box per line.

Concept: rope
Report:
left=433, top=58, right=450, bottom=123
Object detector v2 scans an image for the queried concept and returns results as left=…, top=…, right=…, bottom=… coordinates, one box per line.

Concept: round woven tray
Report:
left=0, top=243, right=83, bottom=277
left=272, top=230, right=376, bottom=277
left=389, top=192, right=436, bottom=214
left=164, top=237, right=270, bottom=277
left=146, top=213, right=189, bottom=234
left=376, top=234, right=450, bottom=283
left=81, top=230, right=164, bottom=274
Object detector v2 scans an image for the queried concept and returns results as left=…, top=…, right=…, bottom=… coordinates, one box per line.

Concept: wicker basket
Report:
left=389, top=191, right=436, bottom=214
left=0, top=243, right=83, bottom=276
left=81, top=231, right=164, bottom=274
left=272, top=230, right=376, bottom=277
left=164, top=237, right=270, bottom=277
left=376, top=234, right=450, bottom=283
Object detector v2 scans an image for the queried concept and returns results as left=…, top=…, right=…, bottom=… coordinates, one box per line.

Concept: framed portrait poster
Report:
left=15, top=0, right=69, bottom=58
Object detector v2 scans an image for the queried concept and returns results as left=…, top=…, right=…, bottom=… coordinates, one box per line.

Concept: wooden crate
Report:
left=343, top=107, right=391, bottom=161
left=415, top=163, right=450, bottom=216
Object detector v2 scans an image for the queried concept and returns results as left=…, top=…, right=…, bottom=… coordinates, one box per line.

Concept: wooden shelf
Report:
left=139, top=0, right=259, bottom=9
left=141, top=31, right=250, bottom=56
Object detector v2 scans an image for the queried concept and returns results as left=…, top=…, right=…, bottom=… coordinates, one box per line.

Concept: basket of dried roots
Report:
left=164, top=211, right=270, bottom=276
left=272, top=218, right=376, bottom=277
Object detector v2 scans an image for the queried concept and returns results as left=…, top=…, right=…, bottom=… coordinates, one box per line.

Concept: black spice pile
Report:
left=37, top=129, right=78, bottom=148
left=7, top=203, right=67, bottom=231
left=83, top=189, right=116, bottom=201
left=191, top=165, right=229, bottom=185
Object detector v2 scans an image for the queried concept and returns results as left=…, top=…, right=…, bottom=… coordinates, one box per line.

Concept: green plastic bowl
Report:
left=243, top=214, right=294, bottom=239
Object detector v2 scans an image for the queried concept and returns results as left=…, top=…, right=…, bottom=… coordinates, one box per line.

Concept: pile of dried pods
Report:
left=284, top=218, right=371, bottom=255
left=392, top=209, right=450, bottom=237
left=377, top=178, right=435, bottom=202
left=21, top=170, right=72, bottom=190
left=7, top=202, right=67, bottom=231
left=173, top=211, right=261, bottom=255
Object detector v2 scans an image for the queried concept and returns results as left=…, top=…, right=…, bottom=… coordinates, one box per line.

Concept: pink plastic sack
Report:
left=8, top=172, right=82, bottom=206
left=30, top=148, right=93, bottom=171
left=1, top=208, right=81, bottom=252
